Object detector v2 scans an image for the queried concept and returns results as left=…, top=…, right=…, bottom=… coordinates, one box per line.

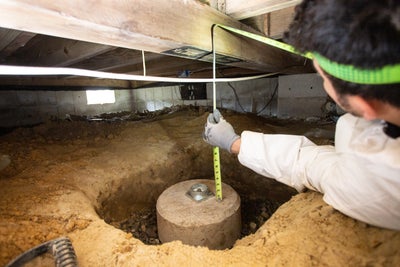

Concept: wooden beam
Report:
left=241, top=6, right=295, bottom=39
left=0, top=0, right=306, bottom=74
left=268, top=6, right=295, bottom=39
left=225, top=0, right=300, bottom=20
left=0, top=76, right=137, bottom=89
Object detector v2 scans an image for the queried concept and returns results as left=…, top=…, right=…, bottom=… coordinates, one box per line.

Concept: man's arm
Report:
left=237, top=130, right=400, bottom=230
left=203, top=110, right=400, bottom=230
left=237, top=131, right=318, bottom=192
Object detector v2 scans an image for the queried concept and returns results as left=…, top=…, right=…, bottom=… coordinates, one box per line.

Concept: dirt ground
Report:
left=0, top=106, right=399, bottom=266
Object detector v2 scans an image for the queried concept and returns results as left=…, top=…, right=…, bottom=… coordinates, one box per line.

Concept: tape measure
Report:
left=213, top=146, right=222, bottom=201
left=210, top=24, right=312, bottom=202
left=215, top=24, right=313, bottom=59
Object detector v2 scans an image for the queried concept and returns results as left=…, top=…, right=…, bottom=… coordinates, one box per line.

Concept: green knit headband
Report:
left=216, top=24, right=400, bottom=85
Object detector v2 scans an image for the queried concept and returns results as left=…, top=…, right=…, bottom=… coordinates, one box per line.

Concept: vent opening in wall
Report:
left=86, top=89, right=115, bottom=105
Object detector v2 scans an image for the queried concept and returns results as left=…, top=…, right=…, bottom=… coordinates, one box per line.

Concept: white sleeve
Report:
left=237, top=121, right=400, bottom=230
left=237, top=131, right=323, bottom=192
left=296, top=145, right=400, bottom=230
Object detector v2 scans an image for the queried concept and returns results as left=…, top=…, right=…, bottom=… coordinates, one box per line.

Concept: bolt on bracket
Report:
left=186, top=183, right=214, bottom=202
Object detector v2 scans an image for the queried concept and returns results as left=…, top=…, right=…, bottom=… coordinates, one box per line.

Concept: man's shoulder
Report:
left=336, top=113, right=400, bottom=168
left=337, top=113, right=377, bottom=130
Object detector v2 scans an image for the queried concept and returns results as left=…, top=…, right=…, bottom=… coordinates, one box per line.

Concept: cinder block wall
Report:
left=0, top=74, right=328, bottom=128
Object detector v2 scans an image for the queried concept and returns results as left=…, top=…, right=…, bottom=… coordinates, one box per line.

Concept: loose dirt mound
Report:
left=0, top=107, right=398, bottom=266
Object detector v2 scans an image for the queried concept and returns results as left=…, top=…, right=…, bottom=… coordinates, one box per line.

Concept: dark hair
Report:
left=284, top=0, right=400, bottom=107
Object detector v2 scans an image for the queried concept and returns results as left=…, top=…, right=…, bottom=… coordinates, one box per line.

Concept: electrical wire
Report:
left=226, top=81, right=246, bottom=113
left=226, top=79, right=278, bottom=115
left=217, top=68, right=278, bottom=115
left=0, top=65, right=276, bottom=83
left=255, top=81, right=278, bottom=115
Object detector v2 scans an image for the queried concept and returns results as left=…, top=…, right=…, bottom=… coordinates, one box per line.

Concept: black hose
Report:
left=4, top=241, right=50, bottom=267
left=5, top=236, right=78, bottom=267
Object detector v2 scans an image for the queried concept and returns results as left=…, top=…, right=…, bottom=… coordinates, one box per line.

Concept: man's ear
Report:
left=348, top=95, right=379, bottom=120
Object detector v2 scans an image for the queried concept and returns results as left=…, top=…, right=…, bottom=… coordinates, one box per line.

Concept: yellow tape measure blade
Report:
left=213, top=146, right=222, bottom=201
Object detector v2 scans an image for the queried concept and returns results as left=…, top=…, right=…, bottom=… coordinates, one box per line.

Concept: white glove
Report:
left=203, top=109, right=240, bottom=153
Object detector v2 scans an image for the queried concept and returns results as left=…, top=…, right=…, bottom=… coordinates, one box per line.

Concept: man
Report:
left=203, top=0, right=400, bottom=230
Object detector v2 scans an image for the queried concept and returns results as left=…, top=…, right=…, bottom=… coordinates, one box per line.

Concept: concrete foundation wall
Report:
left=0, top=73, right=328, bottom=128
left=278, top=74, right=327, bottom=119
left=131, top=85, right=209, bottom=112
left=0, top=90, right=133, bottom=127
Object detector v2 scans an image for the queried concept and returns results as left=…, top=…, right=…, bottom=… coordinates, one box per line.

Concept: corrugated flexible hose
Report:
left=5, top=236, right=78, bottom=267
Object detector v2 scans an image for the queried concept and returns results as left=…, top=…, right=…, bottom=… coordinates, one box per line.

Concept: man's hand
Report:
left=203, top=109, right=240, bottom=153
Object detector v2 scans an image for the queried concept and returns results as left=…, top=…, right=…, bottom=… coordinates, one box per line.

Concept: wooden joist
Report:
left=0, top=28, right=35, bottom=59
left=0, top=0, right=307, bottom=75
left=241, top=6, right=296, bottom=39
left=225, top=0, right=301, bottom=20
left=7, top=35, right=115, bottom=67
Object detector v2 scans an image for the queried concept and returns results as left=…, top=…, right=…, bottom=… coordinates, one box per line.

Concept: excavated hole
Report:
left=93, top=107, right=333, bottom=247
left=97, top=175, right=296, bottom=246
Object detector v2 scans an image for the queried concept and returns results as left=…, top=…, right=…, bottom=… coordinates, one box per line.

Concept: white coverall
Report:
left=237, top=113, right=400, bottom=230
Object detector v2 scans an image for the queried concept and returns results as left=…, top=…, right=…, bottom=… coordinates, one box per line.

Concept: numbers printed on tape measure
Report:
left=213, top=146, right=222, bottom=201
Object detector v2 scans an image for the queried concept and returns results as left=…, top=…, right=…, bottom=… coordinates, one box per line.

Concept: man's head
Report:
left=284, top=0, right=400, bottom=123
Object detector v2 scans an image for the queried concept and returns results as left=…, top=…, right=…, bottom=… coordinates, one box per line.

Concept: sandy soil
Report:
left=0, top=107, right=399, bottom=266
